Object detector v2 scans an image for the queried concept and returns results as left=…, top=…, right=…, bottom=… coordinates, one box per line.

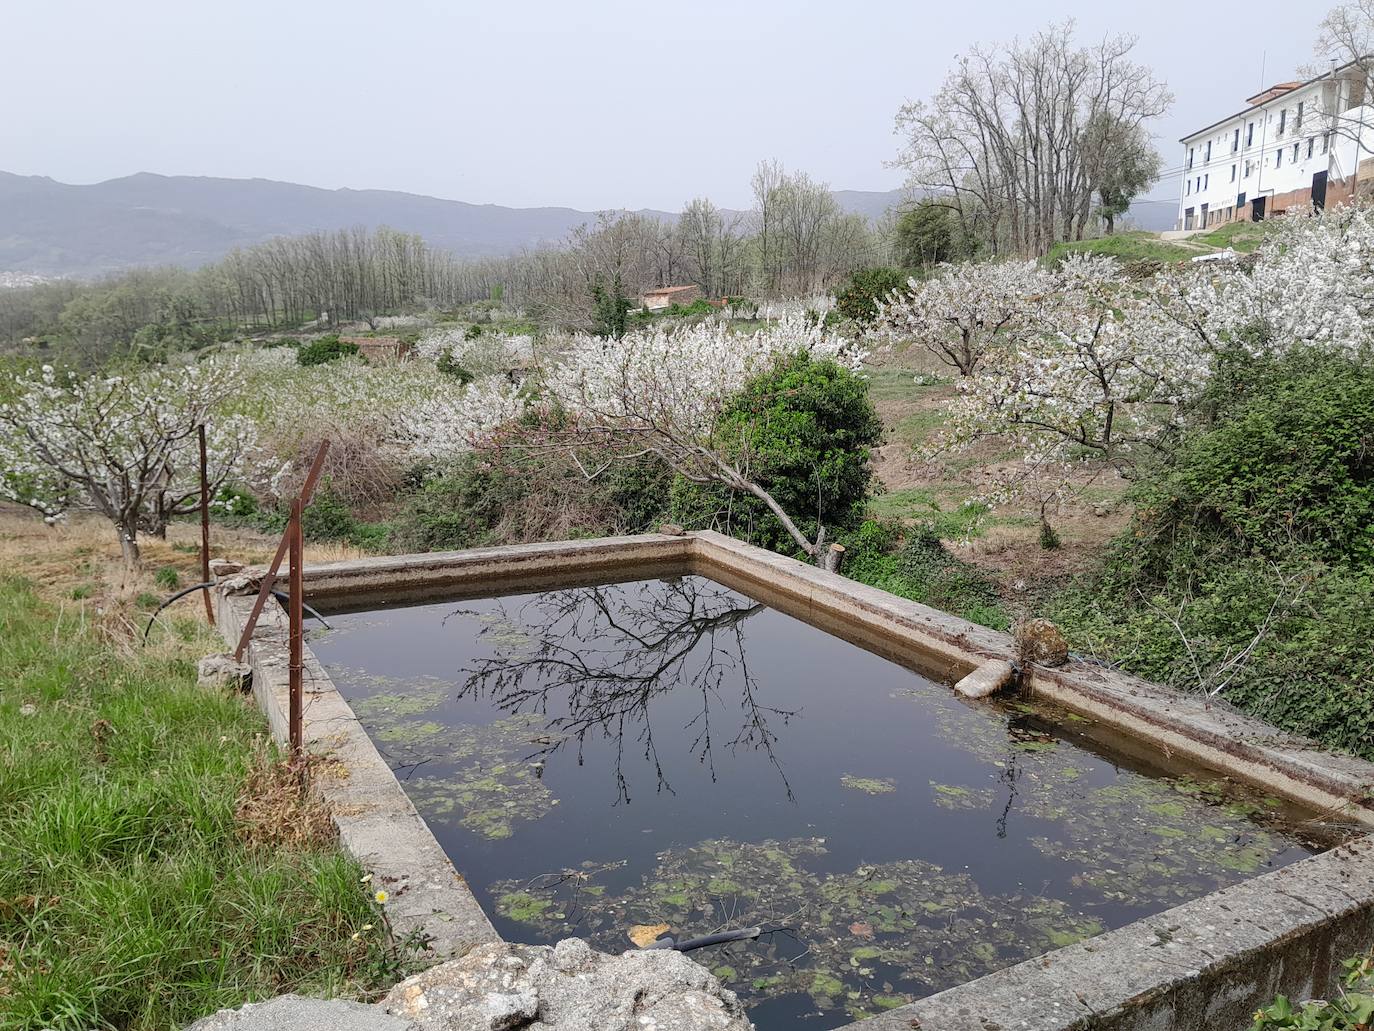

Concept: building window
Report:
left=1293, top=142, right=1300, bottom=162
left=1296, top=100, right=1304, bottom=130
left=1276, top=148, right=1283, bottom=167
left=1186, top=179, right=1191, bottom=195
left=1204, top=173, right=1209, bottom=189
left=1205, top=141, right=1212, bottom=161
left=1187, top=147, right=1194, bottom=169
left=1231, top=164, right=1237, bottom=181
left=1324, top=133, right=1331, bottom=153
left=1247, top=122, right=1254, bottom=146
left=1307, top=137, right=1315, bottom=158
left=1279, top=109, right=1287, bottom=134
left=1233, top=127, right=1240, bottom=152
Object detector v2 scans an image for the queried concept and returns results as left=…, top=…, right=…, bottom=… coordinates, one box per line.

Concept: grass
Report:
left=889, top=409, right=947, bottom=449
left=861, top=366, right=950, bottom=403
left=0, top=578, right=402, bottom=1030
left=1194, top=219, right=1273, bottom=253
left=1046, top=231, right=1201, bottom=264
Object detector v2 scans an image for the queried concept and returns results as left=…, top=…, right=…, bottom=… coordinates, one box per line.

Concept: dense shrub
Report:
left=834, top=267, right=909, bottom=326
left=270, top=424, right=406, bottom=511
left=299, top=487, right=358, bottom=541
left=1131, top=350, right=1374, bottom=568
left=838, top=520, right=1009, bottom=630
left=681, top=351, right=882, bottom=553
left=296, top=334, right=358, bottom=366
left=1052, top=350, right=1374, bottom=757
left=390, top=448, right=672, bottom=552
left=894, top=199, right=968, bottom=268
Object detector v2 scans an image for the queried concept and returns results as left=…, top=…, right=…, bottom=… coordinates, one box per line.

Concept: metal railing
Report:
left=231, top=439, right=331, bottom=755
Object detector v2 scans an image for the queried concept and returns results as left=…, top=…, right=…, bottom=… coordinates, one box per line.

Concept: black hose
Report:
left=141, top=584, right=332, bottom=644
left=643, top=926, right=762, bottom=952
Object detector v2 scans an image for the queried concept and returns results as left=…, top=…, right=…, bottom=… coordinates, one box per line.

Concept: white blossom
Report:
left=399, top=376, right=524, bottom=465
left=874, top=259, right=1054, bottom=376
left=0, top=356, right=259, bottom=565
left=415, top=327, right=536, bottom=376
left=543, top=313, right=865, bottom=442
left=946, top=254, right=1207, bottom=471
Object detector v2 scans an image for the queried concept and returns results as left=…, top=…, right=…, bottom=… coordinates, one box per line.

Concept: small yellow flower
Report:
left=351, top=931, right=361, bottom=941
left=374, top=890, right=389, bottom=903
left=360, top=873, right=372, bottom=884
left=361, top=923, right=374, bottom=931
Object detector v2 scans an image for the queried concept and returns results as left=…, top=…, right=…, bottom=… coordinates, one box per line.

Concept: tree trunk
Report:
left=117, top=525, right=142, bottom=570
left=820, top=543, right=846, bottom=573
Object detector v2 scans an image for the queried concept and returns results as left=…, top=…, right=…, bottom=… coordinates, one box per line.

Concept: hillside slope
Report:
left=0, top=172, right=1179, bottom=277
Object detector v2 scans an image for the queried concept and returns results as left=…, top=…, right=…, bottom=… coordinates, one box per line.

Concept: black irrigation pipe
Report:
left=643, top=926, right=764, bottom=952
left=142, top=583, right=332, bottom=644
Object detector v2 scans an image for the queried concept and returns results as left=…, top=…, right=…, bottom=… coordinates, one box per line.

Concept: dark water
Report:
left=311, top=575, right=1333, bottom=1027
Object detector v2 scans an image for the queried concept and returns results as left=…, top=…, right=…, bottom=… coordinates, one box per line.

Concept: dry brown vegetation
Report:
left=862, top=364, right=1132, bottom=601
left=0, top=503, right=367, bottom=611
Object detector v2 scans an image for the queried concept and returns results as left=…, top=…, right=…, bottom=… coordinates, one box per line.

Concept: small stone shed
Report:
left=641, top=285, right=702, bottom=311
left=340, top=335, right=414, bottom=363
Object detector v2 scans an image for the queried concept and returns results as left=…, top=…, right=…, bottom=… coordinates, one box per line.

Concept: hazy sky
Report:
left=4, top=0, right=1317, bottom=210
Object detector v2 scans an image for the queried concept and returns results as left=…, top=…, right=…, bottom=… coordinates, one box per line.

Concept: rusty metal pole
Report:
left=233, top=439, right=331, bottom=662
left=198, top=424, right=214, bottom=625
left=288, top=497, right=304, bottom=757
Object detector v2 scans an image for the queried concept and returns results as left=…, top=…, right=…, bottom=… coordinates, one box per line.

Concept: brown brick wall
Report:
left=1227, top=166, right=1368, bottom=225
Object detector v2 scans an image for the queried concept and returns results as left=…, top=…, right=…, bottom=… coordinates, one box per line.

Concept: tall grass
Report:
left=0, top=580, right=393, bottom=1031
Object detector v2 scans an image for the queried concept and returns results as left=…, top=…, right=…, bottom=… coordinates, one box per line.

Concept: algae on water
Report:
left=841, top=774, right=897, bottom=795
left=327, top=665, right=558, bottom=840
left=491, top=836, right=1105, bottom=1021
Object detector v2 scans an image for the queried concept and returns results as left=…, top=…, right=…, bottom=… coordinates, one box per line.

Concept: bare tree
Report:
left=1308, top=2, right=1374, bottom=162
left=892, top=22, right=1172, bottom=256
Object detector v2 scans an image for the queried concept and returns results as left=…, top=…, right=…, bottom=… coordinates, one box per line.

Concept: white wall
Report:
left=1176, top=79, right=1374, bottom=228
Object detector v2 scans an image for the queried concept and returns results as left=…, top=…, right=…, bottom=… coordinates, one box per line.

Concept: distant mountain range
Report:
left=0, top=171, right=1178, bottom=279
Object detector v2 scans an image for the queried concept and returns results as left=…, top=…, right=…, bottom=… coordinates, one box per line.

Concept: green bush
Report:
left=390, top=448, right=673, bottom=553
left=300, top=488, right=357, bottom=542
left=684, top=351, right=883, bottom=553
left=894, top=199, right=968, bottom=268
left=1052, top=349, right=1374, bottom=757
left=834, top=267, right=909, bottom=326
left=294, top=486, right=389, bottom=550
left=837, top=520, right=1010, bottom=630
left=436, top=349, right=475, bottom=383
left=296, top=334, right=358, bottom=366
left=209, top=485, right=257, bottom=518
left=1133, top=350, right=1374, bottom=568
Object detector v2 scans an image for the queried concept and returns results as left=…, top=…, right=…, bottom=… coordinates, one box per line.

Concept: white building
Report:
left=1177, top=59, right=1374, bottom=230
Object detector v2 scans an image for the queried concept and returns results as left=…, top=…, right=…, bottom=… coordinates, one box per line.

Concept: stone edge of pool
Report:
left=214, top=530, right=1374, bottom=1031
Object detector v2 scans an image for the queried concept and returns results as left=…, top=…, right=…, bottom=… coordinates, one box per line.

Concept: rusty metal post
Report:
left=288, top=497, right=304, bottom=757
left=198, top=424, right=214, bottom=625
left=233, top=439, right=331, bottom=661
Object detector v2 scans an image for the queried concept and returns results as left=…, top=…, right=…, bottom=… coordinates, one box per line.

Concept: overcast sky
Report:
left=4, top=0, right=1318, bottom=211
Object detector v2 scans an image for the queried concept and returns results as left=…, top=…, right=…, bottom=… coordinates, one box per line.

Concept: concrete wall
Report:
left=852, top=838, right=1374, bottom=1031
left=215, top=587, right=499, bottom=960
left=218, top=530, right=1374, bottom=1029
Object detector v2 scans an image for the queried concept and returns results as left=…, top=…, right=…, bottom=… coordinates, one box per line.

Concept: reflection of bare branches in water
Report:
left=450, top=577, right=797, bottom=803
